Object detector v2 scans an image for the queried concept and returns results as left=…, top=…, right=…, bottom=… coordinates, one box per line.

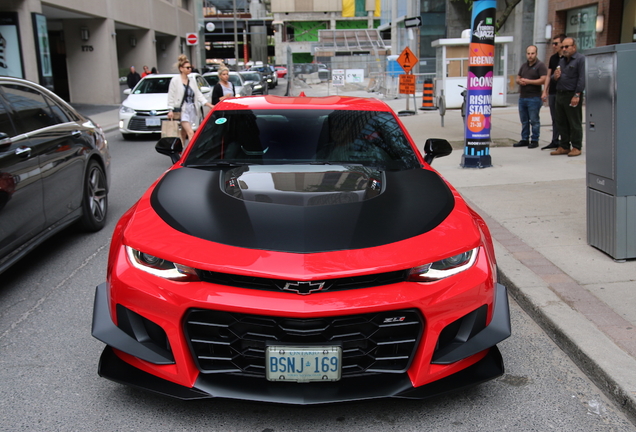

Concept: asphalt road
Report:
left=0, top=90, right=634, bottom=431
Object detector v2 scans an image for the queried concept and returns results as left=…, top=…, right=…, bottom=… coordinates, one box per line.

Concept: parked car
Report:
left=0, top=77, right=110, bottom=275
left=92, top=95, right=511, bottom=404
left=238, top=71, right=268, bottom=95
left=274, top=65, right=287, bottom=79
left=248, top=64, right=277, bottom=89
left=202, top=71, right=251, bottom=99
left=119, top=73, right=212, bottom=140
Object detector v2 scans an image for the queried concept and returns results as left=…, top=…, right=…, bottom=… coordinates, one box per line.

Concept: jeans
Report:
left=518, top=97, right=542, bottom=141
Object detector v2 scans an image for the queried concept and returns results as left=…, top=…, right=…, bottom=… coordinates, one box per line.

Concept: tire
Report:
left=78, top=160, right=108, bottom=232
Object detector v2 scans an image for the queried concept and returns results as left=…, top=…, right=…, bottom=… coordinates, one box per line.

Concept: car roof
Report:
left=214, top=95, right=393, bottom=112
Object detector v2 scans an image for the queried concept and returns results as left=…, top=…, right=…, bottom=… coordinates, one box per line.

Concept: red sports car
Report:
left=275, top=66, right=287, bottom=78
left=92, top=95, right=510, bottom=403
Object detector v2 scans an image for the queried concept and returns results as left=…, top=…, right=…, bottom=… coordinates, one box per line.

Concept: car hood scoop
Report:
left=150, top=165, right=454, bottom=253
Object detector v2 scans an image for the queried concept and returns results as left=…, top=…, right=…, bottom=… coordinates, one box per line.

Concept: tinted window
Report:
left=185, top=109, right=421, bottom=170
left=133, top=77, right=171, bottom=94
left=43, top=94, right=71, bottom=123
left=1, top=84, right=59, bottom=133
left=0, top=98, right=15, bottom=139
left=240, top=73, right=261, bottom=82
left=203, top=75, right=219, bottom=86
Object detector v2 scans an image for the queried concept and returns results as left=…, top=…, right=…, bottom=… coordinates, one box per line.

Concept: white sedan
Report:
left=119, top=73, right=212, bottom=140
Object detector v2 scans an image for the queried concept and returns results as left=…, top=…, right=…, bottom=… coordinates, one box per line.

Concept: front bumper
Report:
left=92, top=281, right=510, bottom=403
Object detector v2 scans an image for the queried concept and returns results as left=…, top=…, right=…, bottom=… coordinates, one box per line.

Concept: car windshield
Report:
left=184, top=109, right=421, bottom=170
left=204, top=74, right=242, bottom=87
left=240, top=72, right=262, bottom=82
left=133, top=77, right=171, bottom=94
left=250, top=67, right=270, bottom=75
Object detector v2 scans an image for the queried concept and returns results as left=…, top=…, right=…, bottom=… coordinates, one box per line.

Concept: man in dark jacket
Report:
left=127, top=66, right=141, bottom=89
left=551, top=37, right=585, bottom=157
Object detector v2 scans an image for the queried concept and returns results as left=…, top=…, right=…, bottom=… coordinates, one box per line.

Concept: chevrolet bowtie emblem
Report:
left=281, top=281, right=326, bottom=295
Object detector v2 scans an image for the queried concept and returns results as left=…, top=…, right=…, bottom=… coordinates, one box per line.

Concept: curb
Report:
left=494, top=239, right=636, bottom=424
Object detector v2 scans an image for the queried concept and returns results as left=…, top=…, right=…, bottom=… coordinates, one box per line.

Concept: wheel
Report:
left=122, top=133, right=134, bottom=140
left=79, top=160, right=108, bottom=232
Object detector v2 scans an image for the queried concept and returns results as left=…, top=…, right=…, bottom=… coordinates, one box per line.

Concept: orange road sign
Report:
left=397, top=47, right=417, bottom=73
left=399, top=73, right=416, bottom=94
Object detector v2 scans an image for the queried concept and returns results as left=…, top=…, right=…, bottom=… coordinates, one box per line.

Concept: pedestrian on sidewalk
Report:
left=141, top=65, right=151, bottom=78
left=126, top=66, right=141, bottom=89
left=551, top=37, right=585, bottom=157
left=541, top=34, right=566, bottom=150
left=167, top=54, right=213, bottom=146
left=514, top=45, right=547, bottom=149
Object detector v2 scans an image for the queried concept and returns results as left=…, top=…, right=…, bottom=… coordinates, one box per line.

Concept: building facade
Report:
left=1, top=0, right=204, bottom=104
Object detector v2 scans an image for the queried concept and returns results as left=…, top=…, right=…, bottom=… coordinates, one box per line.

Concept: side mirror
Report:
left=423, top=138, right=453, bottom=165
left=155, top=137, right=184, bottom=164
left=200, top=86, right=210, bottom=93
left=123, top=88, right=131, bottom=95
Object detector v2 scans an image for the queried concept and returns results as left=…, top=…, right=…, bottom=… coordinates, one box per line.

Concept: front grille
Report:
left=128, top=115, right=166, bottom=132
left=185, top=309, right=422, bottom=377
left=198, top=270, right=408, bottom=294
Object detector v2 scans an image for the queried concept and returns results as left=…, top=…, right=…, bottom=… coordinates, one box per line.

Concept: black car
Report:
left=238, top=71, right=269, bottom=95
left=0, top=77, right=110, bottom=274
left=248, top=65, right=277, bottom=89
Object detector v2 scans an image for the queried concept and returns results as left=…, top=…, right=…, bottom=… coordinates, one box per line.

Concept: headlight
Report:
left=126, top=246, right=199, bottom=281
left=407, top=247, right=478, bottom=282
left=120, top=105, right=135, bottom=114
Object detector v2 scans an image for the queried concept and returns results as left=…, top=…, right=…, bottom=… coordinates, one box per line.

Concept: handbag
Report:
left=161, top=119, right=180, bottom=138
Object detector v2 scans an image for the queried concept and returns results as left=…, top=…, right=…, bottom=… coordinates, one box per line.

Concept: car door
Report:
left=1, top=83, right=88, bottom=229
left=195, top=75, right=212, bottom=117
left=0, top=87, right=45, bottom=263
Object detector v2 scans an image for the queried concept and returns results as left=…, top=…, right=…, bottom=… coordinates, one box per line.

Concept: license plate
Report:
left=266, top=346, right=341, bottom=382
left=145, top=117, right=161, bottom=126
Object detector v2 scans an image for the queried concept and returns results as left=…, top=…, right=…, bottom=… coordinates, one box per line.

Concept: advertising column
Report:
left=462, top=0, right=496, bottom=168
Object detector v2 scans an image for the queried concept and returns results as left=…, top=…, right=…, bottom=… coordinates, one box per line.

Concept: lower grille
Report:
left=128, top=116, right=165, bottom=132
left=184, top=309, right=422, bottom=377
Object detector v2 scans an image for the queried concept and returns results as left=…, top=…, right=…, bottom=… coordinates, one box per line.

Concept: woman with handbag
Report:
left=212, top=67, right=235, bottom=105
left=167, top=54, right=213, bottom=145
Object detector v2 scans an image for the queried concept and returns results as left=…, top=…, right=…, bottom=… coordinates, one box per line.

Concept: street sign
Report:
left=399, top=74, right=416, bottom=94
left=404, top=16, right=422, bottom=28
left=332, top=69, right=345, bottom=86
left=186, top=33, right=198, bottom=46
left=397, top=47, right=417, bottom=73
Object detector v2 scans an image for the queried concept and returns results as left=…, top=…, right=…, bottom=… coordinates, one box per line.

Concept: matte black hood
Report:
left=150, top=165, right=454, bottom=253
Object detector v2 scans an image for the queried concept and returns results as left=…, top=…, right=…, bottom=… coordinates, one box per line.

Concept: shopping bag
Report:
left=172, top=108, right=181, bottom=120
left=161, top=120, right=180, bottom=138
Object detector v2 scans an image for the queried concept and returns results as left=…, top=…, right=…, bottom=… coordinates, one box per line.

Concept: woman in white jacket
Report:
left=167, top=54, right=213, bottom=145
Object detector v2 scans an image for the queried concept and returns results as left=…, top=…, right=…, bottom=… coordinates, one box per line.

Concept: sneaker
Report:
left=550, top=147, right=570, bottom=155
left=541, top=142, right=559, bottom=150
left=528, top=141, right=538, bottom=149
left=568, top=148, right=581, bottom=157
left=513, top=140, right=529, bottom=147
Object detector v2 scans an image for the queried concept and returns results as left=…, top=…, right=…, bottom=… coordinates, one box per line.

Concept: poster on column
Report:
left=0, top=12, right=25, bottom=79
left=462, top=0, right=496, bottom=168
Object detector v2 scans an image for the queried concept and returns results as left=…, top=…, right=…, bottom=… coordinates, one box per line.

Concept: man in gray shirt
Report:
left=514, top=45, right=547, bottom=149
left=551, top=37, right=585, bottom=157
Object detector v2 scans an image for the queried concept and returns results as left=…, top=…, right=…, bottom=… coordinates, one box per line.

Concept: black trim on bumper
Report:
left=431, top=283, right=511, bottom=364
left=97, top=344, right=504, bottom=404
left=91, top=283, right=175, bottom=365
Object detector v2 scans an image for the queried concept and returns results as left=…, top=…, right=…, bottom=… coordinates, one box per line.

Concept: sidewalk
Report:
left=77, top=83, right=636, bottom=423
